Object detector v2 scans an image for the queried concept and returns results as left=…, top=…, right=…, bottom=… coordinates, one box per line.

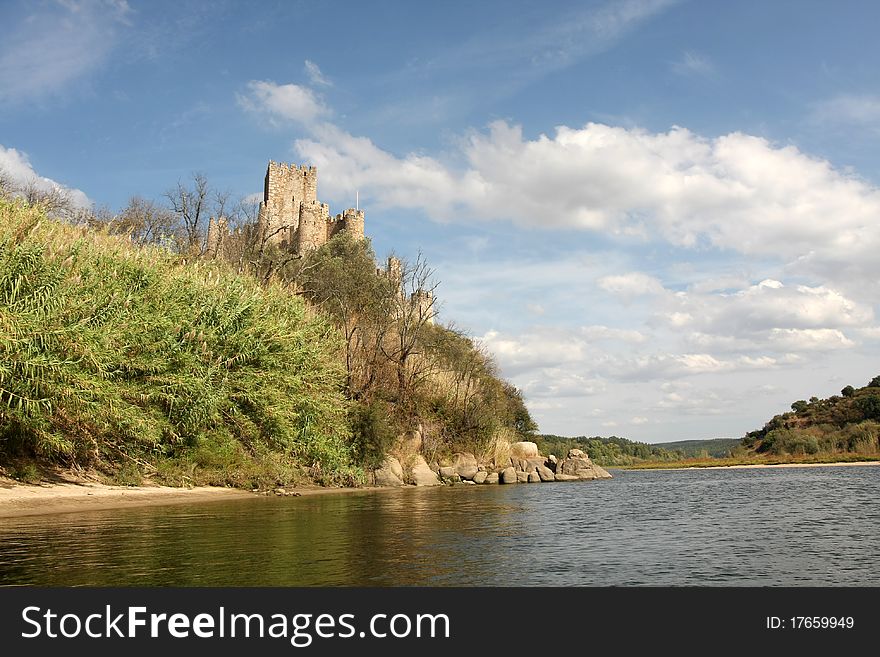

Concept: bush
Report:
left=0, top=198, right=355, bottom=484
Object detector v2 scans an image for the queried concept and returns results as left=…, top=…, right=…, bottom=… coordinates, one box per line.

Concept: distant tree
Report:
left=791, top=400, right=809, bottom=413
left=842, top=385, right=856, bottom=398
left=809, top=396, right=819, bottom=403
left=112, top=196, right=177, bottom=246
left=869, top=376, right=880, bottom=388
left=164, top=173, right=210, bottom=253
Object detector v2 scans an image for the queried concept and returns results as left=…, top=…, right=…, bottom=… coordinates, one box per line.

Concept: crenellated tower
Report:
left=256, top=161, right=364, bottom=253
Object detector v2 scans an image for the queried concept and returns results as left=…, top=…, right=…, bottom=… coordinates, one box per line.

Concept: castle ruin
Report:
left=206, top=161, right=434, bottom=324
left=256, top=161, right=364, bottom=253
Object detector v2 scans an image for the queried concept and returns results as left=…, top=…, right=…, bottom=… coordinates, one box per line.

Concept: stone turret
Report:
left=205, top=216, right=228, bottom=258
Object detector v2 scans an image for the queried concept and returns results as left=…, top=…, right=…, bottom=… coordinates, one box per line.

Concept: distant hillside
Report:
left=741, top=377, right=880, bottom=457
left=651, top=438, right=741, bottom=458
left=534, top=434, right=682, bottom=467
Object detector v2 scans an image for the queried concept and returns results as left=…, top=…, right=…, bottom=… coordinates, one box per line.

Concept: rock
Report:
left=526, top=457, right=545, bottom=471
left=527, top=471, right=541, bottom=483
left=554, top=473, right=579, bottom=481
left=274, top=488, right=286, bottom=496
left=429, top=461, right=440, bottom=473
left=567, top=448, right=587, bottom=459
left=484, top=472, right=499, bottom=484
left=409, top=455, right=442, bottom=486
left=591, top=464, right=613, bottom=479
left=473, top=471, right=488, bottom=484
left=516, top=471, right=529, bottom=483
left=477, top=465, right=486, bottom=472
left=500, top=467, right=518, bottom=484
left=373, top=456, right=405, bottom=487
left=548, top=454, right=558, bottom=465
left=452, top=452, right=479, bottom=480
left=439, top=466, right=456, bottom=479
left=510, top=441, right=540, bottom=459
left=536, top=465, right=555, bottom=482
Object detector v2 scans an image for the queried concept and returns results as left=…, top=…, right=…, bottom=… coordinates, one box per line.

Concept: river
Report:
left=1, top=466, right=878, bottom=586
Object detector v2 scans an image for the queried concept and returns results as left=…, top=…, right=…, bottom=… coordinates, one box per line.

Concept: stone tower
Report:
left=256, top=161, right=364, bottom=253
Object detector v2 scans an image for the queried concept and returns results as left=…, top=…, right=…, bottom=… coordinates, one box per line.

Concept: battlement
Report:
left=257, top=161, right=364, bottom=253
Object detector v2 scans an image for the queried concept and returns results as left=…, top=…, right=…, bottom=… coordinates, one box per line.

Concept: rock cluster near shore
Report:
left=371, top=441, right=612, bottom=487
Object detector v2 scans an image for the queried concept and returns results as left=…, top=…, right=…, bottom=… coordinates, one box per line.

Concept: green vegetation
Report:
left=740, top=379, right=880, bottom=458
left=0, top=182, right=535, bottom=488
left=535, top=434, right=682, bottom=467
left=650, top=438, right=741, bottom=458
left=0, top=197, right=353, bottom=488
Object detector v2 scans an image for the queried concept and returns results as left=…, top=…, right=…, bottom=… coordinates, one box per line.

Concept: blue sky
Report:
left=3, top=0, right=880, bottom=442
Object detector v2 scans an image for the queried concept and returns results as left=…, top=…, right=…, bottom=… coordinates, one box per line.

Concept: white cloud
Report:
left=0, top=0, right=132, bottom=105
left=810, top=94, right=880, bottom=130
left=671, top=51, right=715, bottom=77
left=237, top=81, right=329, bottom=125
left=0, top=145, right=91, bottom=209
left=291, top=119, right=880, bottom=298
left=304, top=60, right=331, bottom=87
left=597, top=272, right=665, bottom=300
left=669, top=280, right=873, bottom=334
left=631, top=416, right=649, bottom=425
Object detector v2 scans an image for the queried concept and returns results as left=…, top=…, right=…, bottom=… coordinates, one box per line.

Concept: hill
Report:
left=650, top=438, right=741, bottom=458
left=740, top=377, right=880, bottom=457
left=534, top=434, right=682, bottom=466
left=0, top=195, right=535, bottom=488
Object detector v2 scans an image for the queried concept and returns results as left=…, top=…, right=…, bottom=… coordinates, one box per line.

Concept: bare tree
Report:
left=381, top=252, right=440, bottom=405
left=19, top=179, right=77, bottom=219
left=111, top=196, right=177, bottom=246
left=0, top=168, right=14, bottom=199
left=164, top=172, right=210, bottom=253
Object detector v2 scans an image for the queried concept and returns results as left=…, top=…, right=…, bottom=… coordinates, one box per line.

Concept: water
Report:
left=1, top=466, right=878, bottom=586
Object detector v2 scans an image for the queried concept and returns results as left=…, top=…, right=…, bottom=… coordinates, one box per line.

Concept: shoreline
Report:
left=0, top=478, right=409, bottom=519
left=625, top=460, right=880, bottom=472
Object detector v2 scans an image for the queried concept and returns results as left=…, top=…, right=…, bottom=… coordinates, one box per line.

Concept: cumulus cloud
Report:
left=667, top=279, right=873, bottom=334
left=237, top=81, right=329, bottom=125
left=0, top=145, right=91, bottom=209
left=288, top=118, right=880, bottom=295
left=0, top=0, right=132, bottom=105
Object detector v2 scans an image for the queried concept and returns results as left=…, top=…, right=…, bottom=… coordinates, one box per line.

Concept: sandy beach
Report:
left=0, top=479, right=258, bottom=518
left=639, top=460, right=880, bottom=472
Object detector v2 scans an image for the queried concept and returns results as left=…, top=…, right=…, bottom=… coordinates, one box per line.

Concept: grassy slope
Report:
left=650, top=438, right=742, bottom=458
left=0, top=198, right=357, bottom=488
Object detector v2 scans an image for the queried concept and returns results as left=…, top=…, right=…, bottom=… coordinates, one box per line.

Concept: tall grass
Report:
left=0, top=198, right=358, bottom=485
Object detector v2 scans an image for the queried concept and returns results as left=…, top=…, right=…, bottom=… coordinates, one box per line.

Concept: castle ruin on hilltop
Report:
left=205, top=161, right=434, bottom=324
left=256, top=161, right=364, bottom=253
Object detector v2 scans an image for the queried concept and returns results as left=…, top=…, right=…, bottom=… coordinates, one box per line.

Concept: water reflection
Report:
left=1, top=467, right=879, bottom=586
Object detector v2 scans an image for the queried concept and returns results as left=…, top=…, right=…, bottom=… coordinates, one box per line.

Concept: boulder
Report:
left=373, top=456, right=405, bottom=487
left=554, top=473, right=579, bottom=481
left=516, top=471, right=530, bottom=483
left=527, top=471, right=541, bottom=483
left=409, top=455, right=442, bottom=486
left=536, top=465, right=555, bottom=482
left=567, top=448, right=587, bottom=459
left=452, top=452, right=479, bottom=480
left=500, top=467, right=518, bottom=484
left=591, top=464, right=613, bottom=480
left=473, top=471, right=488, bottom=484
left=526, top=457, right=545, bottom=471
left=484, top=472, right=500, bottom=484
left=439, top=466, right=457, bottom=479
left=510, top=441, right=540, bottom=459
